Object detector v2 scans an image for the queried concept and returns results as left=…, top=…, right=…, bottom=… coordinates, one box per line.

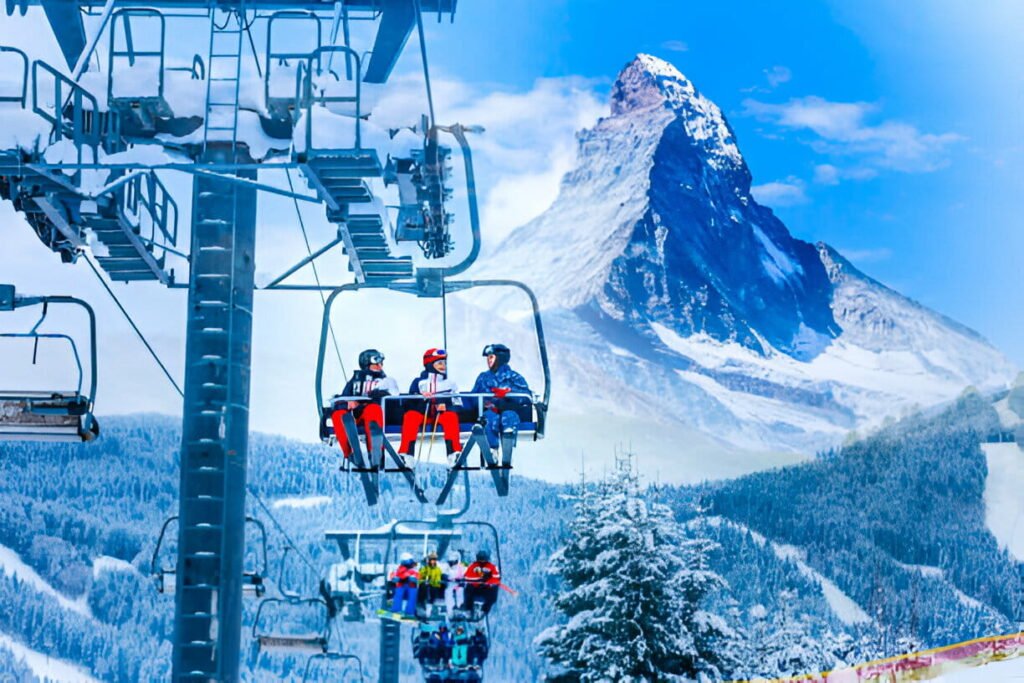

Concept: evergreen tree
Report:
left=535, top=460, right=733, bottom=681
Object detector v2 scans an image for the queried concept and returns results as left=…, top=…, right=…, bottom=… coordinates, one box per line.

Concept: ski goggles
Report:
left=481, top=345, right=498, bottom=356
left=367, top=353, right=384, bottom=365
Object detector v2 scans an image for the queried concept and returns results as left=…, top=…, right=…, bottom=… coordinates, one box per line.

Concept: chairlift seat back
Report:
left=257, top=634, right=327, bottom=655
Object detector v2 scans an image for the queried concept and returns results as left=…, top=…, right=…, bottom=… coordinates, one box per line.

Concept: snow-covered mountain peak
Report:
left=475, top=54, right=1015, bottom=455
left=611, top=54, right=741, bottom=168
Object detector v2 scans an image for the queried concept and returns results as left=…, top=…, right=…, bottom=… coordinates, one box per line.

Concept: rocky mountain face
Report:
left=475, top=54, right=1015, bottom=462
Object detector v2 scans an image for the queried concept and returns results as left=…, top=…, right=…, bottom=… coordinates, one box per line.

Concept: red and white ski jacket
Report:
left=391, top=563, right=419, bottom=586
left=464, top=561, right=500, bottom=586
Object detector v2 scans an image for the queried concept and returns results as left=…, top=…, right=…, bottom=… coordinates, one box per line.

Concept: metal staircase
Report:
left=202, top=4, right=245, bottom=152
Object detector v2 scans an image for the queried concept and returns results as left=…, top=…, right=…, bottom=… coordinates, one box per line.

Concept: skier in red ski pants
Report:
left=399, top=348, right=464, bottom=458
left=330, top=348, right=399, bottom=458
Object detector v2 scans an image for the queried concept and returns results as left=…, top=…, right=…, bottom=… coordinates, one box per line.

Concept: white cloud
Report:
left=764, top=65, right=792, bottom=88
left=661, top=40, right=689, bottom=52
left=813, top=163, right=877, bottom=185
left=743, top=96, right=962, bottom=173
left=373, top=72, right=605, bottom=249
left=751, top=178, right=808, bottom=207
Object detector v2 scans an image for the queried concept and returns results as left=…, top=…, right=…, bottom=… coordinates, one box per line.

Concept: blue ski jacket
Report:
left=470, top=364, right=530, bottom=402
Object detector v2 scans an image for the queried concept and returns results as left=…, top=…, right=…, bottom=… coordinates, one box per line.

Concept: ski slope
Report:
left=0, top=633, right=100, bottom=683
left=0, top=543, right=91, bottom=618
left=982, top=442, right=1024, bottom=560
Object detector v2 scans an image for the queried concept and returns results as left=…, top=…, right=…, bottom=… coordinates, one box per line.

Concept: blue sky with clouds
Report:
left=423, top=0, right=1024, bottom=365
left=0, top=2, right=1020, bottom=441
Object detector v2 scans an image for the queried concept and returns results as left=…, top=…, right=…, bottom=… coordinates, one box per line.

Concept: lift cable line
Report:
left=284, top=166, right=346, bottom=378
left=83, top=254, right=184, bottom=397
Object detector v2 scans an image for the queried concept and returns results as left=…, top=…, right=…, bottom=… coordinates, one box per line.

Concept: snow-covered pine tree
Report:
left=534, top=459, right=733, bottom=681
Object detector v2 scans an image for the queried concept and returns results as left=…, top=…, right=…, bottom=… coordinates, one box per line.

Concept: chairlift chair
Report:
left=302, top=651, right=365, bottom=683
left=326, top=515, right=500, bottom=625
left=0, top=284, right=99, bottom=443
left=251, top=596, right=331, bottom=655
left=151, top=515, right=268, bottom=598
left=310, top=122, right=551, bottom=506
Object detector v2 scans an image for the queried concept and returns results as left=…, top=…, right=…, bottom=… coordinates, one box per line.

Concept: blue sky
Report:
left=424, top=0, right=1024, bottom=365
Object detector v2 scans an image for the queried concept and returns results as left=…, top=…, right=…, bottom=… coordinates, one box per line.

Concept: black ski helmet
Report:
left=476, top=550, right=491, bottom=563
left=358, top=349, right=385, bottom=370
left=481, top=343, right=510, bottom=367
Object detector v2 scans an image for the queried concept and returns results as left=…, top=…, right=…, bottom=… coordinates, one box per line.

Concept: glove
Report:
left=368, top=389, right=390, bottom=400
left=491, top=387, right=511, bottom=398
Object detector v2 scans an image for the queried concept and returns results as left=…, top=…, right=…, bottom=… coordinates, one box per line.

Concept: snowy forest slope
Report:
left=1, top=400, right=1021, bottom=680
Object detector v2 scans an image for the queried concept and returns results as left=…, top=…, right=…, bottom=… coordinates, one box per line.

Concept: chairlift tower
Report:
left=1, top=1, right=460, bottom=680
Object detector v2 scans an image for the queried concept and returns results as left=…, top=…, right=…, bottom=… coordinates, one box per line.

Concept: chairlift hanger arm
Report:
left=433, top=123, right=482, bottom=277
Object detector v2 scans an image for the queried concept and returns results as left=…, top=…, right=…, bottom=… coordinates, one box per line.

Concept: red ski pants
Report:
left=399, top=410, right=462, bottom=455
left=331, top=404, right=384, bottom=458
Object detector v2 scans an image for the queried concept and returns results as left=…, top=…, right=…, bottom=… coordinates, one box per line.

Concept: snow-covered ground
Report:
left=0, top=633, right=100, bottom=683
left=982, top=442, right=1024, bottom=560
left=933, top=653, right=1024, bottom=681
left=0, top=543, right=91, bottom=618
left=92, top=555, right=137, bottom=579
left=272, top=495, right=332, bottom=510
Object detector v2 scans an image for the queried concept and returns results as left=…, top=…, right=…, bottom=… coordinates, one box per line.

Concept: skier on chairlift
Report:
left=388, top=551, right=419, bottom=618
left=330, top=349, right=399, bottom=459
left=463, top=550, right=500, bottom=615
left=470, top=343, right=530, bottom=450
left=399, top=348, right=464, bottom=462
left=468, top=628, right=489, bottom=666
left=443, top=550, right=466, bottom=615
left=418, top=550, right=445, bottom=610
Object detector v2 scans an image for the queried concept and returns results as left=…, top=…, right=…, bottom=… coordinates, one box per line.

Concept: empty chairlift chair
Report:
left=151, top=516, right=268, bottom=598
left=251, top=596, right=332, bottom=655
left=0, top=284, right=99, bottom=443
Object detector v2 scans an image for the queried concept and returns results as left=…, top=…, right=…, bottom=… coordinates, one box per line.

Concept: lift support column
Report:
left=173, top=148, right=258, bottom=681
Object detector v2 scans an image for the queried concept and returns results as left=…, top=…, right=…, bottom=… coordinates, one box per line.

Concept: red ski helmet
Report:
left=423, top=348, right=448, bottom=367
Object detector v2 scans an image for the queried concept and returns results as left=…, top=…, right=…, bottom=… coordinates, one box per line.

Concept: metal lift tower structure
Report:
left=0, top=1, right=459, bottom=679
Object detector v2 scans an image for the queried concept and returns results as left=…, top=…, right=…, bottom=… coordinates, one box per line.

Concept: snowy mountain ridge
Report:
left=474, top=54, right=1015, bottom=460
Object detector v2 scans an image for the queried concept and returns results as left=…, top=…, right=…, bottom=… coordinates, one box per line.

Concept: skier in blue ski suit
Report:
left=470, top=343, right=530, bottom=449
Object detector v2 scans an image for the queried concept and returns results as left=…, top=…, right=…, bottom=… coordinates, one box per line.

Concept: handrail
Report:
left=299, top=45, right=361, bottom=155
left=265, top=9, right=322, bottom=110
left=32, top=60, right=101, bottom=166
left=107, top=8, right=166, bottom=105
left=0, top=46, right=29, bottom=106
left=122, top=171, right=179, bottom=251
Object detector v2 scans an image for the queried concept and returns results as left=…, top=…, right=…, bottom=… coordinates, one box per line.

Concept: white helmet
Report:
left=447, top=550, right=461, bottom=563
left=399, top=551, right=414, bottom=563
